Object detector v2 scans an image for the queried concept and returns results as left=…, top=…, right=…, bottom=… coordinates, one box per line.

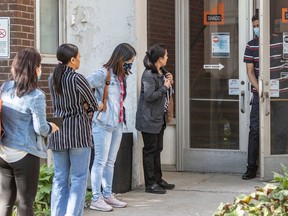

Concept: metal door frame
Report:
left=258, top=0, right=288, bottom=180
left=176, top=0, right=253, bottom=172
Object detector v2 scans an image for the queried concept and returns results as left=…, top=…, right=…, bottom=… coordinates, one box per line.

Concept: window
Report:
left=36, top=0, right=64, bottom=64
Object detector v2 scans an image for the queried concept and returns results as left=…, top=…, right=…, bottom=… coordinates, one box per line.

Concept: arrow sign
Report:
left=203, top=63, right=224, bottom=71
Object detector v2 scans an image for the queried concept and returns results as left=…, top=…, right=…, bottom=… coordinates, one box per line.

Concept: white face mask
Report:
left=253, top=27, right=260, bottom=37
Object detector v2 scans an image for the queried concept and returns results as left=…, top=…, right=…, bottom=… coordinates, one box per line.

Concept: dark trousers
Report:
left=0, top=154, right=40, bottom=216
left=247, top=94, right=259, bottom=170
left=142, top=126, right=164, bottom=187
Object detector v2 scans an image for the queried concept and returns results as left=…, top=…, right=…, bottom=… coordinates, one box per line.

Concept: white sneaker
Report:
left=90, top=196, right=113, bottom=212
left=104, top=195, right=127, bottom=208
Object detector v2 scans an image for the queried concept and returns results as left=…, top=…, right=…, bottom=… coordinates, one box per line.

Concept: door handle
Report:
left=240, top=91, right=245, bottom=113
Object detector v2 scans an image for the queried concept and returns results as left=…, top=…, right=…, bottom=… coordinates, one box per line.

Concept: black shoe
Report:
left=242, top=169, right=257, bottom=180
left=158, top=180, right=175, bottom=190
left=145, top=183, right=166, bottom=194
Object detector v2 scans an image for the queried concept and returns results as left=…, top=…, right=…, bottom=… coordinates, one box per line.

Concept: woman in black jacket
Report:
left=136, top=44, right=175, bottom=194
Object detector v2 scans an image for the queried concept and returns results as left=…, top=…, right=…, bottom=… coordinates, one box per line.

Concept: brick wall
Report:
left=147, top=0, right=175, bottom=117
left=0, top=0, right=54, bottom=116
left=40, top=65, right=54, bottom=116
left=190, top=0, right=204, bottom=84
left=147, top=0, right=175, bottom=73
left=0, top=0, right=35, bottom=79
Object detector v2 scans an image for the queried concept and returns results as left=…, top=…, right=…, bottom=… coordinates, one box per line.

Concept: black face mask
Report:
left=123, top=62, right=133, bottom=75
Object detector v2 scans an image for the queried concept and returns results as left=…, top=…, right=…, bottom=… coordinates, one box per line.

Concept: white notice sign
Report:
left=0, top=17, right=10, bottom=59
left=211, top=32, right=230, bottom=58
left=270, top=80, right=279, bottom=98
left=228, top=79, right=239, bottom=95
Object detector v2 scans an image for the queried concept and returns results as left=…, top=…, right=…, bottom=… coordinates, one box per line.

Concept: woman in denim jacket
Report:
left=86, top=43, right=136, bottom=212
left=0, top=48, right=59, bottom=216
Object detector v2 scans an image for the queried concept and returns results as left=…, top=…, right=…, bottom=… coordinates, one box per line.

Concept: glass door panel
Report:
left=190, top=0, right=239, bottom=149
left=269, top=1, right=288, bottom=155
left=259, top=0, right=288, bottom=180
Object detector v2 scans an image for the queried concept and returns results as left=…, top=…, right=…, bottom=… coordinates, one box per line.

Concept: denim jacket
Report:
left=86, top=67, right=124, bottom=131
left=0, top=81, right=51, bottom=158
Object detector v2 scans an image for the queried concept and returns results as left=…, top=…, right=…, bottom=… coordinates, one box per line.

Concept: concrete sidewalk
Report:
left=84, top=171, right=265, bottom=216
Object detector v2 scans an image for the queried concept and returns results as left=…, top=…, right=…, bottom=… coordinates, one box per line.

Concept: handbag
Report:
left=167, top=95, right=174, bottom=123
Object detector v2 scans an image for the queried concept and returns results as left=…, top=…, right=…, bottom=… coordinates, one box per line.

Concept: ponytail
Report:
left=143, top=44, right=166, bottom=73
left=52, top=63, right=64, bottom=94
left=52, top=43, right=79, bottom=95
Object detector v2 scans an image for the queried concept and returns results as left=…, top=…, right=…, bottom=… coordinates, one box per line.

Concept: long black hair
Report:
left=11, top=48, right=41, bottom=97
left=143, top=43, right=167, bottom=73
left=52, top=43, right=79, bottom=94
left=103, top=43, right=136, bottom=77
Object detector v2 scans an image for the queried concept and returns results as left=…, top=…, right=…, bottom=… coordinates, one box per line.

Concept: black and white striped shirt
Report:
left=48, top=66, right=98, bottom=150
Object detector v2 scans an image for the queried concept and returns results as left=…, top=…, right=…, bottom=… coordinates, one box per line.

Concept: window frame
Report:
left=35, top=0, right=65, bottom=64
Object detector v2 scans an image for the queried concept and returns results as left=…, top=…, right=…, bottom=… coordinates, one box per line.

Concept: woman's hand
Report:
left=97, top=102, right=104, bottom=111
left=164, top=78, right=171, bottom=89
left=165, top=72, right=174, bottom=85
left=49, top=122, right=59, bottom=133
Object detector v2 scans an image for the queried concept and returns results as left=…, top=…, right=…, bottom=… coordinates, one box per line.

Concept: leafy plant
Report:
left=34, top=163, right=54, bottom=216
left=85, top=190, right=93, bottom=208
left=12, top=163, right=93, bottom=215
left=214, top=164, right=288, bottom=216
left=12, top=206, right=17, bottom=216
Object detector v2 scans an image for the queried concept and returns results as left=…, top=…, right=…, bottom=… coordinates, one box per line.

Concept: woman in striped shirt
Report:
left=48, top=43, right=98, bottom=216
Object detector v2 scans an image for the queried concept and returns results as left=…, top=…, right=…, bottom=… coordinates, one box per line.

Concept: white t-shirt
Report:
left=0, top=145, right=27, bottom=163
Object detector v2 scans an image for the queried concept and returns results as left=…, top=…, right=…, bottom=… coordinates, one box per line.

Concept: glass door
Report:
left=176, top=0, right=252, bottom=173
left=259, top=0, right=288, bottom=180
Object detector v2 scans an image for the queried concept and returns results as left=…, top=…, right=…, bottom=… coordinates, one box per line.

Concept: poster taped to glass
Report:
left=211, top=32, right=230, bottom=58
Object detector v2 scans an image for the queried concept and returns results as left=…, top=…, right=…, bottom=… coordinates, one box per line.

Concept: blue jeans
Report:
left=51, top=148, right=91, bottom=216
left=90, top=123, right=123, bottom=200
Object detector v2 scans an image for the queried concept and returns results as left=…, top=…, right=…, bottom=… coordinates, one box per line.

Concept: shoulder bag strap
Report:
left=102, top=67, right=111, bottom=111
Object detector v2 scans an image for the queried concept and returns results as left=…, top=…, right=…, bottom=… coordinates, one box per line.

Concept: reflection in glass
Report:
left=40, top=0, right=59, bottom=54
left=270, top=1, right=288, bottom=155
left=189, top=0, right=239, bottom=149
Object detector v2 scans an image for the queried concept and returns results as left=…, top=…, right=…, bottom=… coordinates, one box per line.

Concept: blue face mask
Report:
left=253, top=27, right=260, bottom=37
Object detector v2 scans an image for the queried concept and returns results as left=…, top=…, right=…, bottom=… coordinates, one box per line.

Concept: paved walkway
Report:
left=84, top=171, right=264, bottom=216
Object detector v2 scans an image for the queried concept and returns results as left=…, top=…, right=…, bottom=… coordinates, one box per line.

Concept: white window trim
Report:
left=35, top=0, right=66, bottom=64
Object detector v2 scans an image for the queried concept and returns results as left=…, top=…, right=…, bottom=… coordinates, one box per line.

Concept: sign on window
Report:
left=0, top=17, right=10, bottom=59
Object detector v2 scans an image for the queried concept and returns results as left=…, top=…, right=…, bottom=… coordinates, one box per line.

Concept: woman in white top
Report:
left=0, top=48, right=59, bottom=216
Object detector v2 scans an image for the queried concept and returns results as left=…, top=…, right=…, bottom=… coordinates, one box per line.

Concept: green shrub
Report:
left=85, top=190, right=93, bottom=207
left=33, top=164, right=54, bottom=216
left=12, top=163, right=92, bottom=216
left=214, top=164, right=288, bottom=216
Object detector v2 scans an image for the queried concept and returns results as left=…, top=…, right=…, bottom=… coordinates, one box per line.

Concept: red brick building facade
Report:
left=0, top=0, right=176, bottom=116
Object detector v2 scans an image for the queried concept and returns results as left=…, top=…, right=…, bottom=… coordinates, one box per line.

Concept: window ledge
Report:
left=41, top=55, right=58, bottom=65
